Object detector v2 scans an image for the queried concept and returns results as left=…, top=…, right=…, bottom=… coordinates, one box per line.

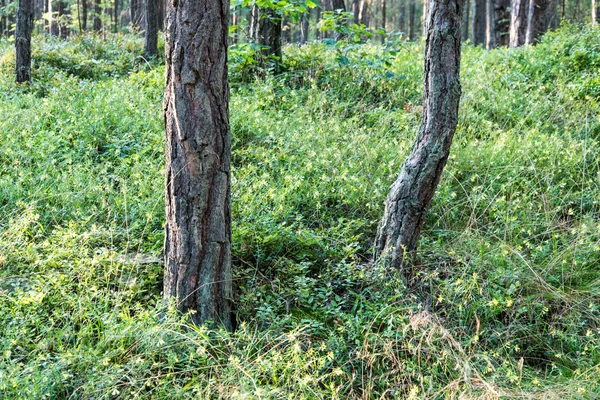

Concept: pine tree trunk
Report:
left=472, top=0, right=485, bottom=45
left=130, top=0, right=136, bottom=26
left=375, top=0, right=464, bottom=271
left=408, top=0, right=415, bottom=39
left=1, top=0, right=7, bottom=36
left=144, top=0, right=157, bottom=56
left=485, top=0, right=495, bottom=48
left=594, top=0, right=599, bottom=25
left=81, top=0, right=87, bottom=30
left=398, top=0, right=406, bottom=34
left=353, top=0, right=359, bottom=24
left=300, top=13, right=308, bottom=44
left=163, top=0, right=235, bottom=331
left=257, top=7, right=281, bottom=61
left=157, top=0, right=164, bottom=30
left=332, top=0, right=346, bottom=11
left=359, top=0, right=370, bottom=27
left=16, top=0, right=34, bottom=83
left=113, top=0, right=118, bottom=31
left=494, top=0, right=510, bottom=45
left=462, top=0, right=470, bottom=40
left=509, top=0, right=527, bottom=47
left=93, top=0, right=101, bottom=30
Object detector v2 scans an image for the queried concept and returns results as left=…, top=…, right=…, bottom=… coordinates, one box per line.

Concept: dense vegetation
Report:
left=1, top=25, right=599, bottom=398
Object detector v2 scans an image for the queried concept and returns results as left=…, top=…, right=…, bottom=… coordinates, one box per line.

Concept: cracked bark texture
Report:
left=375, top=0, right=464, bottom=271
left=163, top=0, right=234, bottom=331
left=16, top=0, right=33, bottom=83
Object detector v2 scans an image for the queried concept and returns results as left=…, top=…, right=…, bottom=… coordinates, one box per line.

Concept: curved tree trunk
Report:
left=16, top=0, right=34, bottom=83
left=144, top=0, right=157, bottom=56
left=163, top=0, right=235, bottom=330
left=375, top=0, right=464, bottom=271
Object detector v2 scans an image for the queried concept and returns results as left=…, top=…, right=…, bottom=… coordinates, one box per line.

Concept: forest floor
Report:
left=1, top=26, right=599, bottom=399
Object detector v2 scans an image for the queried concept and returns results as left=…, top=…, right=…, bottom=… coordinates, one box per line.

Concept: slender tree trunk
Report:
left=81, top=0, right=87, bottom=30
left=314, top=6, right=320, bottom=39
left=375, top=0, right=465, bottom=271
left=1, top=0, right=7, bottom=36
left=300, top=13, right=308, bottom=44
left=130, top=0, right=136, bottom=26
left=594, top=0, right=600, bottom=25
left=408, top=0, right=415, bottom=39
left=93, top=0, right=101, bottom=30
left=381, top=0, right=386, bottom=40
left=50, top=0, right=59, bottom=35
left=257, top=7, right=282, bottom=62
left=494, top=0, right=510, bottom=45
left=144, top=0, right=157, bottom=56
left=422, top=0, right=428, bottom=37
left=398, top=0, right=406, bottom=34
left=164, top=0, right=234, bottom=331
left=359, top=0, right=370, bottom=27
left=157, top=0, right=164, bottom=30
left=113, top=0, right=118, bottom=31
left=462, top=0, right=470, bottom=40
left=509, top=0, right=527, bottom=46
left=57, top=0, right=70, bottom=37
left=485, top=0, right=495, bottom=48
left=16, top=0, right=34, bottom=83
left=472, top=0, right=485, bottom=44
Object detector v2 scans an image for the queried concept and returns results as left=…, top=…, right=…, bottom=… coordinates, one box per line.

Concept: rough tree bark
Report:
left=163, top=0, right=235, bottom=330
left=375, top=0, right=465, bottom=271
left=472, top=0, right=485, bottom=45
left=509, top=0, right=527, bottom=46
left=144, top=0, right=157, bottom=56
left=16, top=0, right=34, bottom=83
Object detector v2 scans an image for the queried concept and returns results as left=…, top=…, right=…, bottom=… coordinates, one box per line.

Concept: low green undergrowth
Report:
left=1, top=25, right=599, bottom=398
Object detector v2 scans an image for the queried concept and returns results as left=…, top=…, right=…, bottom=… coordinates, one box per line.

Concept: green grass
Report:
left=0, top=26, right=599, bottom=398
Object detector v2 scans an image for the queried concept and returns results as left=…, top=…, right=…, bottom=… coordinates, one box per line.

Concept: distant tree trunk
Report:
left=524, top=0, right=556, bottom=45
left=509, top=0, right=527, bottom=46
left=257, top=7, right=282, bottom=62
left=525, top=0, right=535, bottom=44
left=50, top=0, right=59, bottom=35
left=332, top=0, right=346, bottom=11
left=144, top=0, right=157, bottom=56
left=313, top=6, right=320, bottom=39
left=114, top=0, right=119, bottom=31
left=130, top=0, right=136, bottom=26
left=81, top=0, right=87, bottom=30
left=398, top=0, right=406, bottom=34
left=422, top=0, right=428, bottom=36
left=408, top=0, right=415, bottom=39
left=300, top=13, right=308, bottom=43
left=16, top=0, right=34, bottom=83
left=485, top=0, right=495, bottom=48
left=93, top=0, right=101, bottom=30
left=1, top=0, right=7, bottom=36
left=472, top=0, right=485, bottom=44
left=462, top=0, right=470, bottom=40
left=494, top=0, right=510, bottom=45
left=381, top=0, right=386, bottom=30
left=164, top=0, right=234, bottom=331
left=375, top=0, right=464, bottom=271
left=157, top=0, right=164, bottom=30
left=359, top=0, right=370, bottom=27
left=57, top=0, right=70, bottom=37
left=352, top=0, right=359, bottom=23
left=594, top=0, right=599, bottom=25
